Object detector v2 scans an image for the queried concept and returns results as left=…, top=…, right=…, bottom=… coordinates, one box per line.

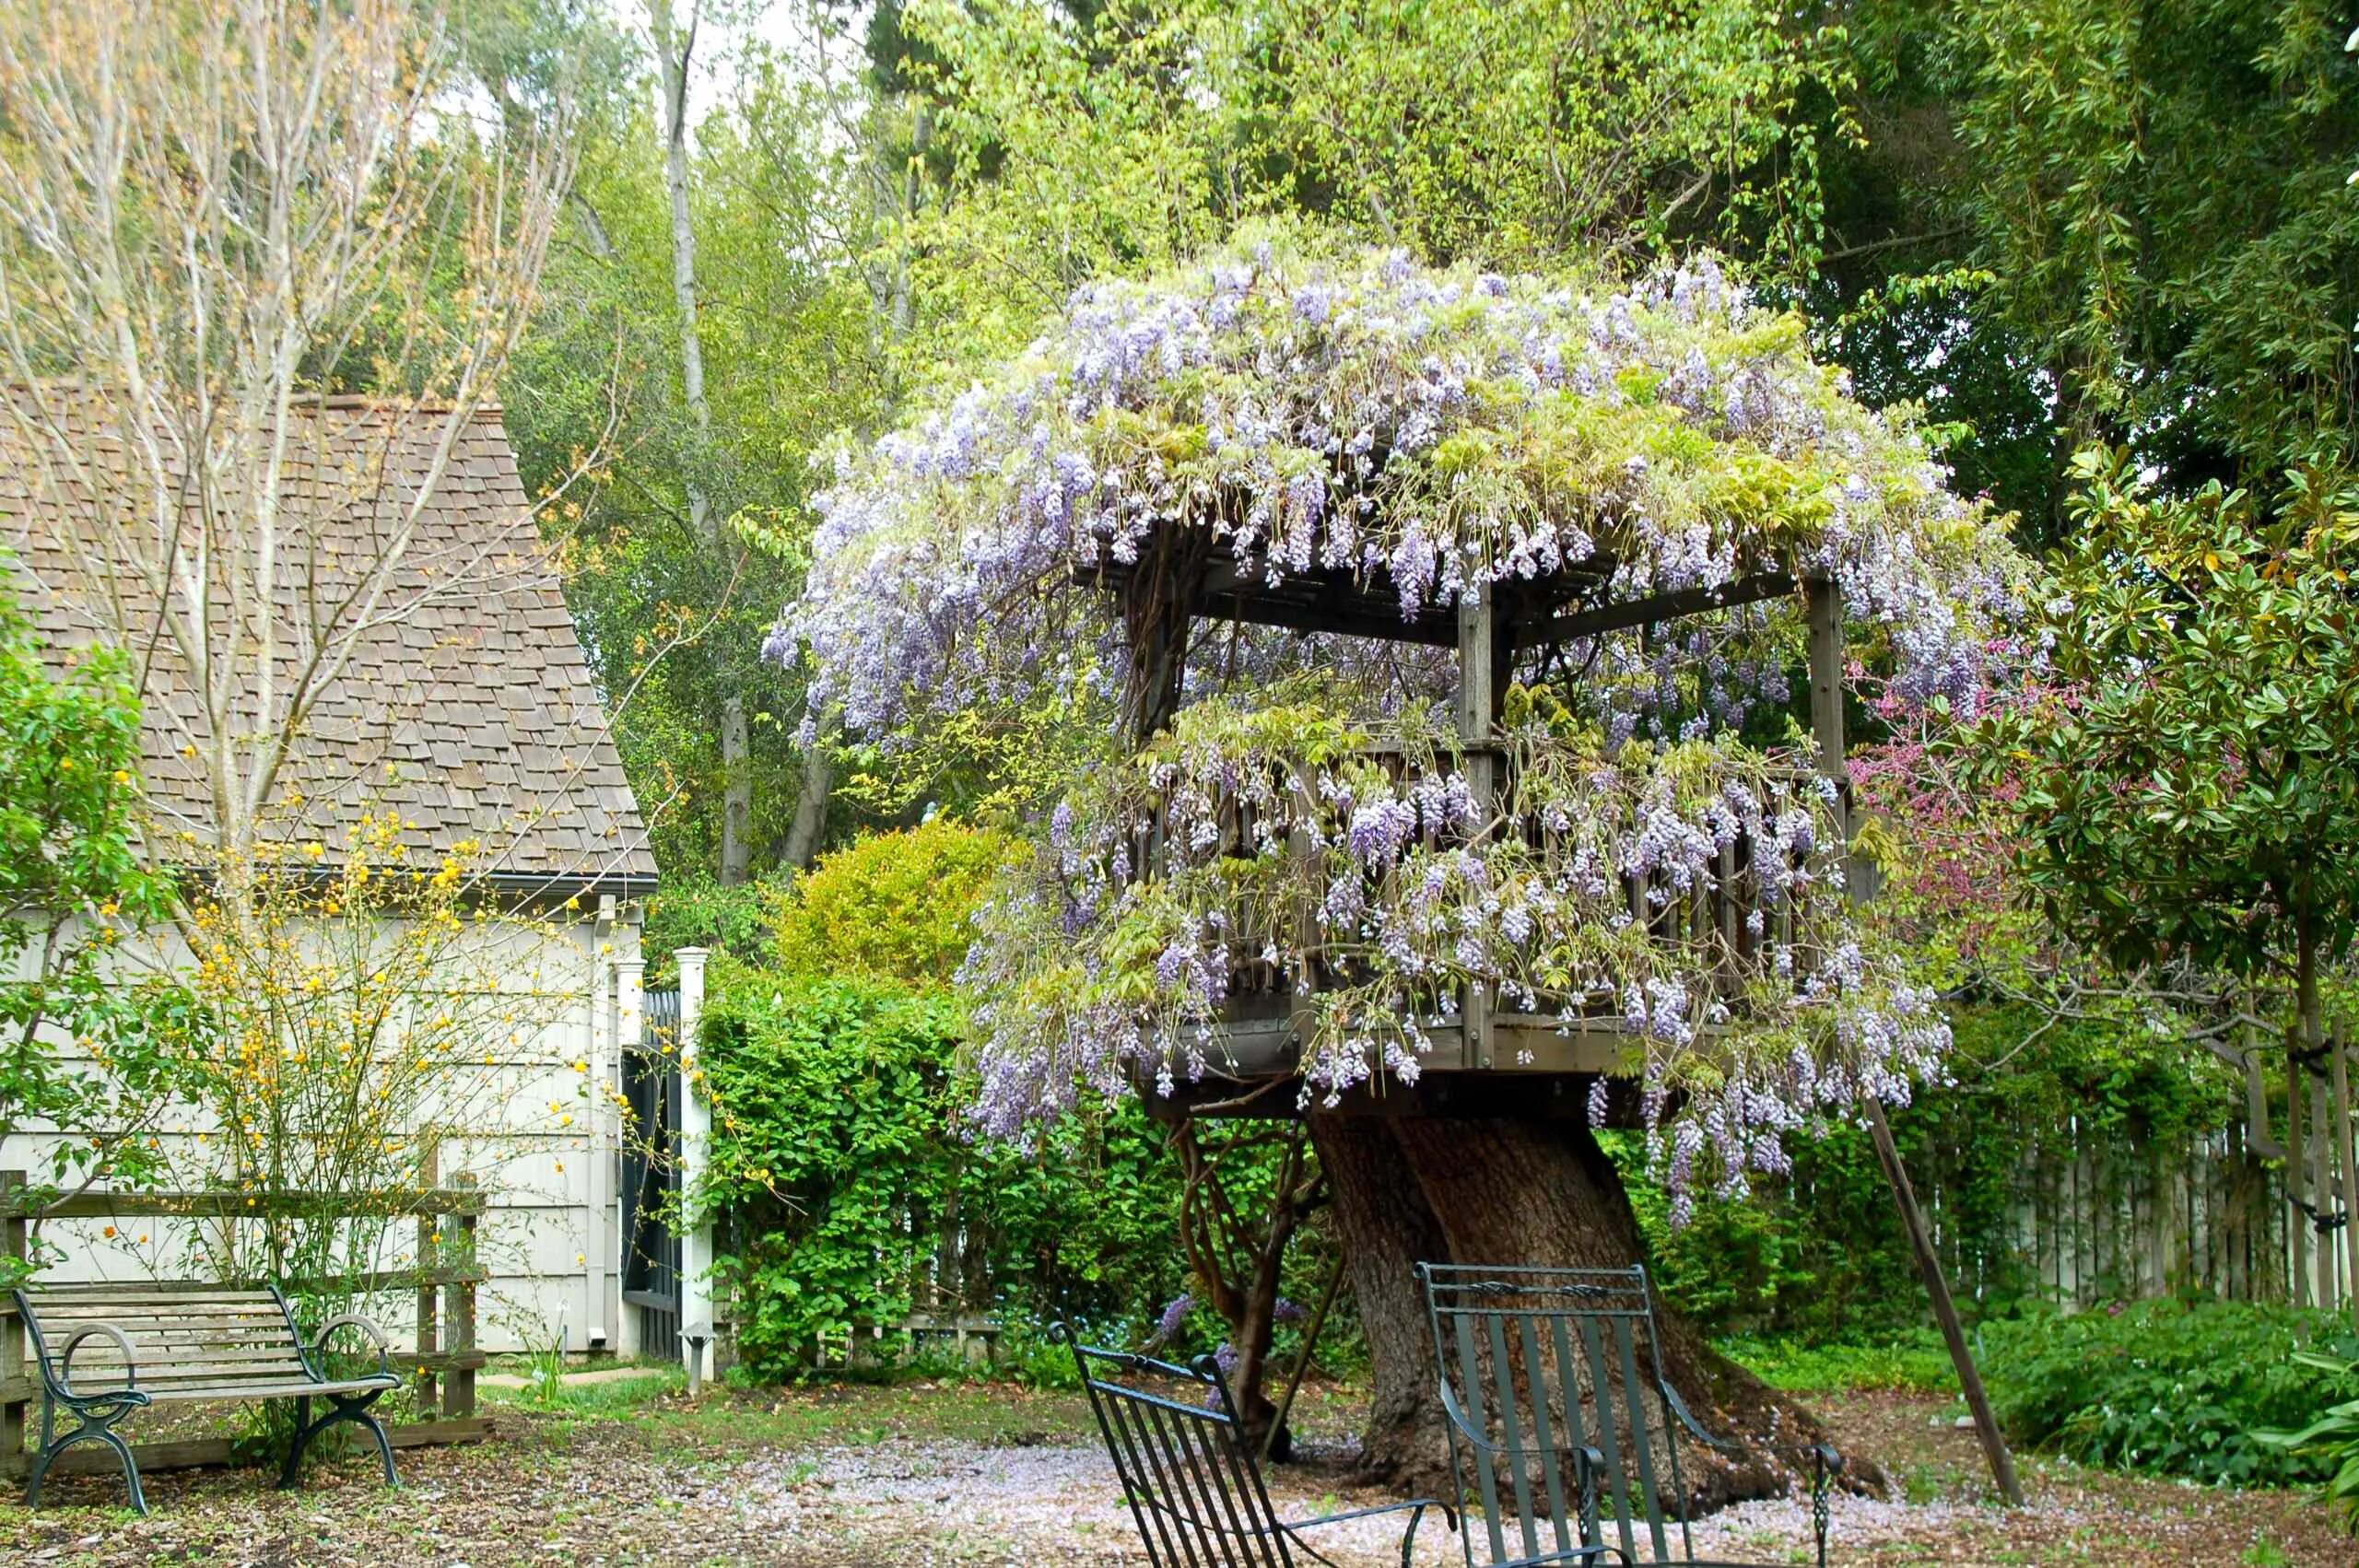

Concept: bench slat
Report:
left=24, top=1286, right=277, bottom=1302
left=50, top=1350, right=314, bottom=1375
left=29, top=1303, right=282, bottom=1314
left=31, top=1301, right=289, bottom=1311
left=31, top=1314, right=296, bottom=1335
left=141, top=1376, right=393, bottom=1402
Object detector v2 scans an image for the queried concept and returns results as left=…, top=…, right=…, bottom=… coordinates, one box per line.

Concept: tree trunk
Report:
left=1387, top=1115, right=1860, bottom=1514
left=1306, top=1113, right=1451, bottom=1494
left=652, top=0, right=753, bottom=886
left=781, top=735, right=832, bottom=870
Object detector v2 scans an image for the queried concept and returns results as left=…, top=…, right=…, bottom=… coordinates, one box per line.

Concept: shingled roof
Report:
left=3, top=394, right=656, bottom=894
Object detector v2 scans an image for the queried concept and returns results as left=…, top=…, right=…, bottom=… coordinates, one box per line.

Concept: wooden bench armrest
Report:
left=56, top=1321, right=144, bottom=1402
left=312, top=1313, right=393, bottom=1378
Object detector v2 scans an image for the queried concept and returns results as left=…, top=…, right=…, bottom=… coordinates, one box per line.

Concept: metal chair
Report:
left=1060, top=1322, right=1454, bottom=1567
left=1418, top=1264, right=1839, bottom=1568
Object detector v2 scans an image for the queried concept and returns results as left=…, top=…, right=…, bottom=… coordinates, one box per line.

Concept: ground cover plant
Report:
left=1980, top=1301, right=2359, bottom=1489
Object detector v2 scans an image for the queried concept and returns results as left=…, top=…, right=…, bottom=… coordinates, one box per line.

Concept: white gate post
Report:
left=674, top=947, right=714, bottom=1385
left=611, top=954, right=646, bottom=1358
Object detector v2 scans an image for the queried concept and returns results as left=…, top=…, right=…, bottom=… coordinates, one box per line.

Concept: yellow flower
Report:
left=111, top=769, right=130, bottom=786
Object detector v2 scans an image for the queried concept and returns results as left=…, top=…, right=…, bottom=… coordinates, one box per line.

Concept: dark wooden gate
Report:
left=622, top=986, right=682, bottom=1360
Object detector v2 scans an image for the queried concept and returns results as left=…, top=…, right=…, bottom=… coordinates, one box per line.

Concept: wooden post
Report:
left=444, top=1173, right=478, bottom=1421
left=415, top=1139, right=440, bottom=1414
left=2290, top=1033, right=2311, bottom=1307
left=676, top=947, right=714, bottom=1387
left=2316, top=1053, right=2337, bottom=1313
left=1808, top=576, right=2023, bottom=1504
left=2334, top=1021, right=2359, bottom=1332
left=1457, top=584, right=1506, bottom=1068
left=3, top=1171, right=26, bottom=1477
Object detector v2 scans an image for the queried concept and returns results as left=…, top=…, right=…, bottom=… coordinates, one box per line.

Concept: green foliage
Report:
left=1715, top=1328, right=1957, bottom=1395
left=0, top=568, right=190, bottom=1224
left=697, top=969, right=1190, bottom=1379
left=1982, top=456, right=2359, bottom=986
left=1614, top=1003, right=2238, bottom=1340
left=2258, top=1351, right=2359, bottom=1533
left=1944, top=0, right=2358, bottom=483
left=642, top=874, right=781, bottom=975
left=772, top=822, right=1016, bottom=989
left=1980, top=1301, right=2359, bottom=1488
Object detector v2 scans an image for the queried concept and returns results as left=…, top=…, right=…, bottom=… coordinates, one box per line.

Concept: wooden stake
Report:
left=1865, top=1103, right=2025, bottom=1505
left=2334, top=1021, right=2359, bottom=1333
left=1808, top=575, right=2023, bottom=1504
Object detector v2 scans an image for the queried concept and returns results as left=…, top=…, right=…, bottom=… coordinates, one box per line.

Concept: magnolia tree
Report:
left=778, top=238, right=2025, bottom=1487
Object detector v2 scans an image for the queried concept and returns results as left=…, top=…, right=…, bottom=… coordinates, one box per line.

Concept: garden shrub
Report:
left=1979, top=1300, right=2359, bottom=1487
left=770, top=820, right=1016, bottom=989
left=698, top=966, right=1190, bottom=1379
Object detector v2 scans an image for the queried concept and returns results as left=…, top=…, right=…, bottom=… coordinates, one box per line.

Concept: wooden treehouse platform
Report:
left=1097, top=538, right=1863, bottom=1121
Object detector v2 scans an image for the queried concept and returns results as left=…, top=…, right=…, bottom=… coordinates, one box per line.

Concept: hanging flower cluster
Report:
left=959, top=699, right=1951, bottom=1216
left=780, top=238, right=2024, bottom=743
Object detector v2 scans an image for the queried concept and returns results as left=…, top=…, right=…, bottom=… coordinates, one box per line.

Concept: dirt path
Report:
left=0, top=1382, right=2345, bottom=1565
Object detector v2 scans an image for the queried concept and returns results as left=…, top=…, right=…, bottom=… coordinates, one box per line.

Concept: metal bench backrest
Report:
left=1060, top=1325, right=1297, bottom=1568
left=19, top=1283, right=312, bottom=1398
left=1418, top=1263, right=1694, bottom=1567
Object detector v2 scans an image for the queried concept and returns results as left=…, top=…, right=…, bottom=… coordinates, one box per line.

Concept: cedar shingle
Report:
left=2, top=398, right=656, bottom=886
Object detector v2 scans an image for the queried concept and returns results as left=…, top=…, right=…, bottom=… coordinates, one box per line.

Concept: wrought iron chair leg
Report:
left=277, top=1395, right=314, bottom=1489
left=27, top=1405, right=147, bottom=1515
left=1396, top=1501, right=1426, bottom=1568
left=280, top=1391, right=398, bottom=1491
left=336, top=1393, right=399, bottom=1486
left=24, top=1398, right=53, bottom=1507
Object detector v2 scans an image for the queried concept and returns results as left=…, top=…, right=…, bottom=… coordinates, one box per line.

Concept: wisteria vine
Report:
left=957, top=699, right=1952, bottom=1216
left=780, top=238, right=2023, bottom=744
left=777, top=239, right=2024, bottom=1213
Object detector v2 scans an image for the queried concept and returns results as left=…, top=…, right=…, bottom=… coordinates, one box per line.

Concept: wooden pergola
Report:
left=1087, top=539, right=1862, bottom=1102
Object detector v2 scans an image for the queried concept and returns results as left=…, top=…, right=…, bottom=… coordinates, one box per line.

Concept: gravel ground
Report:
left=0, top=1382, right=2346, bottom=1565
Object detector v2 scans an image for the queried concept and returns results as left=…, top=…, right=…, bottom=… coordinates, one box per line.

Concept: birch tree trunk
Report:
left=651, top=0, right=753, bottom=884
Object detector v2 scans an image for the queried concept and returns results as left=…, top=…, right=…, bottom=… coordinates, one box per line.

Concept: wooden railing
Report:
left=1, top=1169, right=489, bottom=1479
left=1123, top=744, right=1834, bottom=1027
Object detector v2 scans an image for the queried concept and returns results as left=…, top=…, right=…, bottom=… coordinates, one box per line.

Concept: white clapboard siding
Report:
left=2, top=905, right=650, bottom=1353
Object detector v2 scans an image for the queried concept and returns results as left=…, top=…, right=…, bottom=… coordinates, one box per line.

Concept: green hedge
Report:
left=698, top=967, right=1190, bottom=1377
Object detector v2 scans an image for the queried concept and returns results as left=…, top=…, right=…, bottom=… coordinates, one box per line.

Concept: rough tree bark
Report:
left=1384, top=1114, right=1864, bottom=1513
left=652, top=0, right=754, bottom=885
left=780, top=742, right=832, bottom=870
left=1306, top=1113, right=1452, bottom=1494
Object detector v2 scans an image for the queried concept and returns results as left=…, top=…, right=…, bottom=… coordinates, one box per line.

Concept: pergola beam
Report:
left=1515, top=570, right=1797, bottom=648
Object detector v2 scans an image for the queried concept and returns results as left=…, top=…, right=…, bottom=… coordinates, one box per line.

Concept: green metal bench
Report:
left=1419, top=1263, right=1840, bottom=1568
left=14, top=1281, right=401, bottom=1513
left=1061, top=1322, right=1455, bottom=1567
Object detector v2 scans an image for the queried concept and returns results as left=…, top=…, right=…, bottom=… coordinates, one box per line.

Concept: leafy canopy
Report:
left=0, top=569, right=190, bottom=1216
left=1979, top=452, right=2359, bottom=981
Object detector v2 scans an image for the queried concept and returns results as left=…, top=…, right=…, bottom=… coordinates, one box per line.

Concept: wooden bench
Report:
left=13, top=1281, right=402, bottom=1514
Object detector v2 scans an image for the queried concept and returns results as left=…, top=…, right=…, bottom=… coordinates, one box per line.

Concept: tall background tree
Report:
left=0, top=0, right=575, bottom=865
